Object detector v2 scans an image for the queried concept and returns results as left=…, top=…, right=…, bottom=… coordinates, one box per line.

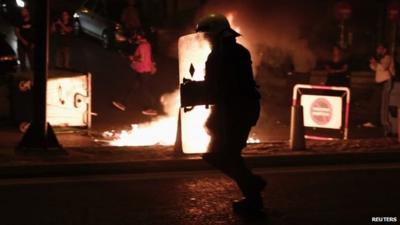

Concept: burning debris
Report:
left=102, top=13, right=260, bottom=152
left=102, top=91, right=179, bottom=147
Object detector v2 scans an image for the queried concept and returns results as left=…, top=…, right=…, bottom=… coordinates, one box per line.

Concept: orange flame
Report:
left=103, top=91, right=179, bottom=146
left=104, top=15, right=260, bottom=151
left=178, top=33, right=212, bottom=153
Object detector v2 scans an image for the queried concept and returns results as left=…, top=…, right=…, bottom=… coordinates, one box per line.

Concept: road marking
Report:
left=0, top=163, right=399, bottom=186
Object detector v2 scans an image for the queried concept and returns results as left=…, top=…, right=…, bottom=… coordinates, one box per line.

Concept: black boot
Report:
left=232, top=195, right=264, bottom=215
left=233, top=176, right=266, bottom=215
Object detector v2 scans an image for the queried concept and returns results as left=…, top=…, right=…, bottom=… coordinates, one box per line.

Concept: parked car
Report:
left=73, top=0, right=128, bottom=48
left=0, top=33, right=18, bottom=75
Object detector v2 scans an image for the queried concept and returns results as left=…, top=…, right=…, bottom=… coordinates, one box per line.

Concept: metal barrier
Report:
left=292, top=84, right=351, bottom=140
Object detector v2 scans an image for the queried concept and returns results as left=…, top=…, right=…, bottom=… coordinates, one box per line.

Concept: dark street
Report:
left=0, top=1, right=399, bottom=224
left=0, top=163, right=399, bottom=225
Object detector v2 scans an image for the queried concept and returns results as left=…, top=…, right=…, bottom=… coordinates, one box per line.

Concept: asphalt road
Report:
left=0, top=163, right=399, bottom=225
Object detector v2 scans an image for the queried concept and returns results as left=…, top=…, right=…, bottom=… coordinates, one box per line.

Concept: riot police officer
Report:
left=196, top=14, right=266, bottom=214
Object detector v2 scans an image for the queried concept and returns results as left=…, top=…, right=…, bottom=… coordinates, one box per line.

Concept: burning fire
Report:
left=179, top=33, right=212, bottom=153
left=104, top=91, right=180, bottom=146
left=103, top=13, right=260, bottom=152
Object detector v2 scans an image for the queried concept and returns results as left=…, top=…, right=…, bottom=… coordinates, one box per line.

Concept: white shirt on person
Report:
left=370, top=54, right=395, bottom=83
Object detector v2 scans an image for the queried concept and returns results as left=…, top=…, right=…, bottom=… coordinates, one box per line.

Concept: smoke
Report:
left=194, top=0, right=326, bottom=73
left=159, top=90, right=180, bottom=116
left=191, top=0, right=331, bottom=141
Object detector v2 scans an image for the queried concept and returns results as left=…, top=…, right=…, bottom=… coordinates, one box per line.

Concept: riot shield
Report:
left=178, top=33, right=211, bottom=153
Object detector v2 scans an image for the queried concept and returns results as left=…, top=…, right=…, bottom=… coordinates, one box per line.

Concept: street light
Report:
left=16, top=0, right=25, bottom=8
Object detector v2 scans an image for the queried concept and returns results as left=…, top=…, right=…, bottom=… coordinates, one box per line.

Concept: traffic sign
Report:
left=301, top=95, right=342, bottom=129
left=291, top=84, right=351, bottom=140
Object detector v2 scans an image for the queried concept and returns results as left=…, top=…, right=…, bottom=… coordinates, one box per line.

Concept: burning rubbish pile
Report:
left=102, top=91, right=180, bottom=147
left=102, top=33, right=214, bottom=153
left=102, top=12, right=260, bottom=153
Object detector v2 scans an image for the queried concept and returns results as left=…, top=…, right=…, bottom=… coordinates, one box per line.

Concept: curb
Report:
left=0, top=150, right=400, bottom=179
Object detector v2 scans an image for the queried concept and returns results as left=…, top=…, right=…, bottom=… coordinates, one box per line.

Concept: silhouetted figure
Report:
left=325, top=46, right=350, bottom=87
left=15, top=7, right=34, bottom=71
left=121, top=0, right=141, bottom=36
left=112, top=29, right=157, bottom=116
left=289, top=37, right=316, bottom=86
left=196, top=14, right=266, bottom=215
left=369, top=43, right=396, bottom=136
left=52, top=11, right=73, bottom=69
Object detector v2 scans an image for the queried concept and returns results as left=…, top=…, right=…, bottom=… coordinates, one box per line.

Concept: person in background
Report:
left=289, top=37, right=316, bottom=86
left=14, top=7, right=34, bottom=71
left=286, top=37, right=316, bottom=105
left=369, top=43, right=396, bottom=136
left=325, top=45, right=350, bottom=87
left=52, top=11, right=73, bottom=69
left=196, top=14, right=266, bottom=215
left=112, top=29, right=157, bottom=116
left=121, top=0, right=141, bottom=36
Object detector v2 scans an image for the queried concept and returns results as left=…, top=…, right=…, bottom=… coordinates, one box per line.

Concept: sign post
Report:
left=334, top=1, right=353, bottom=50
left=291, top=84, right=351, bottom=140
left=16, top=0, right=63, bottom=153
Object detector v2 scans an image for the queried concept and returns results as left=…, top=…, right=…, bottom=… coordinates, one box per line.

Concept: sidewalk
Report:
left=1, top=128, right=400, bottom=178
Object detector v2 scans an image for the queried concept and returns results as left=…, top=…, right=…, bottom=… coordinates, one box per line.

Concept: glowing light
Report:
left=102, top=34, right=212, bottom=152
left=16, top=0, right=25, bottom=7
left=47, top=74, right=91, bottom=127
left=247, top=136, right=261, bottom=144
left=105, top=27, right=260, bottom=151
left=178, top=33, right=212, bottom=153
left=104, top=91, right=180, bottom=147
left=226, top=13, right=240, bottom=33
left=226, top=12, right=249, bottom=49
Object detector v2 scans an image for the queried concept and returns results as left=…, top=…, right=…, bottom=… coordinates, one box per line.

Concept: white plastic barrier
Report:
left=292, top=84, right=351, bottom=140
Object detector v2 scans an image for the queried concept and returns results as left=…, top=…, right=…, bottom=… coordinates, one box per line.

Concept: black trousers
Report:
left=205, top=104, right=263, bottom=199
left=121, top=72, right=157, bottom=110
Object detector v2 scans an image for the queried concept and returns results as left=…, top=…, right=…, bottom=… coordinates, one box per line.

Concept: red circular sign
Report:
left=310, top=98, right=333, bottom=126
left=388, top=2, right=400, bottom=21
left=335, top=1, right=352, bottom=21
